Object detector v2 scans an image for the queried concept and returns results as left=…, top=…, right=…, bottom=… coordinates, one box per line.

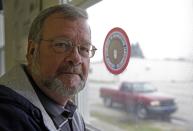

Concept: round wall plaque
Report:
left=103, top=27, right=131, bottom=75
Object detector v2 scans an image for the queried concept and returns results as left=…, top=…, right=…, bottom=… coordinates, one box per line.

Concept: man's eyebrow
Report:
left=50, top=35, right=91, bottom=44
left=82, top=40, right=91, bottom=45
left=51, top=36, right=71, bottom=40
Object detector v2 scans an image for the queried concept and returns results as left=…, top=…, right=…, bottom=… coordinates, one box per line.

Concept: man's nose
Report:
left=65, top=47, right=82, bottom=65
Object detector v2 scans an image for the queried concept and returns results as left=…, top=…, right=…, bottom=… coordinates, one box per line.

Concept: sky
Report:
left=87, top=0, right=193, bottom=62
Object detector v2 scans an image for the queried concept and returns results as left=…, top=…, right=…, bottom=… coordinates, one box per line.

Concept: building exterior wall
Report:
left=3, top=0, right=59, bottom=71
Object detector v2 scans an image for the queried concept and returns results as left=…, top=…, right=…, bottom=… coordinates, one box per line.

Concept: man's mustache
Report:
left=56, top=65, right=84, bottom=80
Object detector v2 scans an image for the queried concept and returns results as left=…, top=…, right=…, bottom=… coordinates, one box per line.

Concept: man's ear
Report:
left=26, top=40, right=37, bottom=64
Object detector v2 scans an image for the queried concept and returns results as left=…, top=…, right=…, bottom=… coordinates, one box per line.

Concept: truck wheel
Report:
left=103, top=97, right=112, bottom=107
left=125, top=104, right=135, bottom=113
left=136, top=105, right=147, bottom=119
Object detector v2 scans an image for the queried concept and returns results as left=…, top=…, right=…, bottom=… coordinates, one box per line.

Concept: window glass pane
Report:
left=0, top=12, right=4, bottom=76
left=0, top=13, right=4, bottom=48
left=87, top=0, right=193, bottom=131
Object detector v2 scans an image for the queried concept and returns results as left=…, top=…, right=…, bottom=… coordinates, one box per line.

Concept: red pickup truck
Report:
left=100, top=82, right=177, bottom=119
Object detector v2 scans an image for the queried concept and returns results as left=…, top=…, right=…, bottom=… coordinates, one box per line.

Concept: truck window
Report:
left=133, top=83, right=156, bottom=93
left=121, top=83, right=133, bottom=92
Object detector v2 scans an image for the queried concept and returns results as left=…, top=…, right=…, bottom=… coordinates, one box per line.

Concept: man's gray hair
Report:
left=28, top=4, right=88, bottom=43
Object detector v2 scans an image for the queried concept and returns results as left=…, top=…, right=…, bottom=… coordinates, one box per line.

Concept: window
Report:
left=0, top=47, right=4, bottom=76
left=85, top=0, right=193, bottom=131
left=120, top=82, right=133, bottom=92
left=0, top=12, right=4, bottom=76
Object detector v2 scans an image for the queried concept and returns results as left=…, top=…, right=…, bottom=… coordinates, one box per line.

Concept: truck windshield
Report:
left=133, top=83, right=157, bottom=93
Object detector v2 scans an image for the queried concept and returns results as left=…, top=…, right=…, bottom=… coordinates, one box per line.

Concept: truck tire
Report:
left=103, top=97, right=112, bottom=107
left=136, top=104, right=147, bottom=119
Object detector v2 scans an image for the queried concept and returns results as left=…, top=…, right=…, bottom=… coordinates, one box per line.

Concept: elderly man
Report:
left=0, top=4, right=96, bottom=131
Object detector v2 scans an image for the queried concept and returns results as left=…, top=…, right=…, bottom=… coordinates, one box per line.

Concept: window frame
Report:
left=0, top=46, right=5, bottom=76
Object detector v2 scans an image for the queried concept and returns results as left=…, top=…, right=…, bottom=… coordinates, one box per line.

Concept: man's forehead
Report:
left=41, top=12, right=91, bottom=42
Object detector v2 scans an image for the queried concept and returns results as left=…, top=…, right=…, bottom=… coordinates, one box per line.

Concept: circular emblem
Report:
left=103, top=27, right=131, bottom=75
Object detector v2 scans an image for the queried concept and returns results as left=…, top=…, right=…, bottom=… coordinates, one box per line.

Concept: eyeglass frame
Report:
left=39, top=38, right=97, bottom=58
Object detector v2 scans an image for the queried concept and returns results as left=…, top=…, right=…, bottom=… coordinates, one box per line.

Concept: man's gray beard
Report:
left=42, top=77, right=85, bottom=97
left=31, top=60, right=86, bottom=97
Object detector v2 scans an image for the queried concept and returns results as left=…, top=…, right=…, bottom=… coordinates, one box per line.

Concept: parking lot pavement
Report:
left=90, top=103, right=190, bottom=131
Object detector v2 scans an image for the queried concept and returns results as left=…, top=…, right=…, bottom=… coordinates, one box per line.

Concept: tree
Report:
left=131, top=42, right=144, bottom=58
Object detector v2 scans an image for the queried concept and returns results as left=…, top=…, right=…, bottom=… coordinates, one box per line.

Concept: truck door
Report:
left=123, top=83, right=136, bottom=112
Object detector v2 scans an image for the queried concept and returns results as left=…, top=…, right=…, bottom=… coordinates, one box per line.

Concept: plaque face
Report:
left=103, top=27, right=131, bottom=75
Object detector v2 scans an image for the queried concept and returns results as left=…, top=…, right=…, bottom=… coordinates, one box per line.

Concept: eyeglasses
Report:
left=40, top=38, right=97, bottom=58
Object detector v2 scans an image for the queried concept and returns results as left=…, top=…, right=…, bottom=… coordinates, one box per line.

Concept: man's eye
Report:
left=79, top=46, right=90, bottom=52
left=54, top=42, right=69, bottom=48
